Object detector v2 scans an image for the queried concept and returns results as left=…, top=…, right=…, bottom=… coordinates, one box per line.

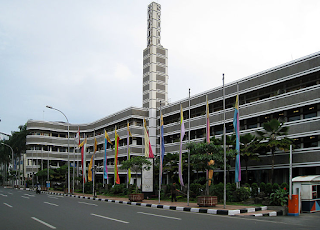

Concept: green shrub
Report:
left=272, top=183, right=279, bottom=192
left=190, top=183, right=202, bottom=197
left=84, top=182, right=93, bottom=193
left=270, top=188, right=288, bottom=206
left=266, top=183, right=273, bottom=196
left=280, top=182, right=288, bottom=190
left=212, top=182, right=224, bottom=201
left=226, top=183, right=236, bottom=202
left=259, top=182, right=266, bottom=193
left=251, top=183, right=258, bottom=197
left=233, top=187, right=250, bottom=202
left=110, top=184, right=125, bottom=195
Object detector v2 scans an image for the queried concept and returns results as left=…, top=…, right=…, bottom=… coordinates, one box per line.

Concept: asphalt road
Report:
left=0, top=187, right=319, bottom=230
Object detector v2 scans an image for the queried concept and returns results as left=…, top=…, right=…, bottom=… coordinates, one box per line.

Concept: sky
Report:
left=1, top=0, right=320, bottom=135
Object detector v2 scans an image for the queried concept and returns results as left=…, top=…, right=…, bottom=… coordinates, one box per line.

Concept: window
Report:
left=288, top=108, right=300, bottom=122
left=312, top=185, right=317, bottom=199
left=226, top=123, right=233, bottom=133
left=304, top=136, right=318, bottom=148
left=260, top=115, right=270, bottom=124
left=303, top=104, right=317, bottom=119
left=247, top=117, right=258, bottom=129
left=293, top=138, right=301, bottom=149
left=274, top=112, right=286, bottom=123
left=214, top=125, right=223, bottom=135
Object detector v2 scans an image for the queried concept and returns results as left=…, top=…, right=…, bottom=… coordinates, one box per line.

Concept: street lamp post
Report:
left=46, top=105, right=70, bottom=194
left=1, top=143, right=14, bottom=188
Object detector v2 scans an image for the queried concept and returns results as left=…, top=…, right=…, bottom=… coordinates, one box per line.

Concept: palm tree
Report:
left=240, top=133, right=259, bottom=183
left=256, top=119, right=293, bottom=184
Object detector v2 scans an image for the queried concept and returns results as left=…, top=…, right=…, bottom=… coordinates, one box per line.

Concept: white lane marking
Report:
left=21, top=196, right=30, bottom=199
left=91, top=213, right=129, bottom=224
left=47, top=196, right=59, bottom=199
left=0, top=194, right=8, bottom=197
left=8, top=192, right=13, bottom=195
left=31, top=217, right=56, bottom=229
left=44, top=202, right=59, bottom=207
left=78, top=201, right=98, bottom=206
left=24, top=194, right=35, bottom=197
left=4, top=203, right=13, bottom=208
left=137, top=211, right=182, bottom=220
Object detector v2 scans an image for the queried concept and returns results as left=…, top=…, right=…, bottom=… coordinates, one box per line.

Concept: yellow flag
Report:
left=88, top=155, right=94, bottom=182
left=94, top=138, right=98, bottom=153
left=105, top=130, right=112, bottom=144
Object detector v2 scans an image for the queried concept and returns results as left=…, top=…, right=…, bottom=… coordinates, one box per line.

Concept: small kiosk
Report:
left=292, top=175, right=320, bottom=213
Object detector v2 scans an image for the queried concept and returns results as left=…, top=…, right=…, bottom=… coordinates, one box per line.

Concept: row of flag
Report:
left=177, top=94, right=241, bottom=186
left=75, top=95, right=241, bottom=186
left=76, top=119, right=155, bottom=185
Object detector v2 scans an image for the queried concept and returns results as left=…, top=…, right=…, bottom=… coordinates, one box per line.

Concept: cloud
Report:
left=0, top=0, right=320, bottom=134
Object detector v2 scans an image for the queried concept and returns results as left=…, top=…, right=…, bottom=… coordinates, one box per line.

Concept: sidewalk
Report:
left=44, top=190, right=282, bottom=217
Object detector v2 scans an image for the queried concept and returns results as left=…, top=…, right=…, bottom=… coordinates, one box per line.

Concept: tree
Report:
left=3, top=124, right=28, bottom=186
left=120, top=156, right=152, bottom=193
left=240, top=133, right=260, bottom=183
left=256, top=119, right=293, bottom=184
left=9, top=124, right=27, bottom=159
left=187, top=141, right=235, bottom=195
left=36, top=168, right=55, bottom=185
left=211, top=135, right=237, bottom=183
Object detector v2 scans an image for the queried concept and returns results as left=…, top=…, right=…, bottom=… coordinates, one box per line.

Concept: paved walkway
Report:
left=43, top=190, right=282, bottom=217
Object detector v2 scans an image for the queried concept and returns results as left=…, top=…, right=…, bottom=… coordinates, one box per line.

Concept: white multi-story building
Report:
left=26, top=2, right=320, bottom=190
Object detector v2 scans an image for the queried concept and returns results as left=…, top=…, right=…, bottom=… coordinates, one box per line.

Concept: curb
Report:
left=44, top=191, right=280, bottom=216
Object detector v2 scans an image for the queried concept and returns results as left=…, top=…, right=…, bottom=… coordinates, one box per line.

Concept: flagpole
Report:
left=77, top=127, right=79, bottom=189
left=73, top=141, right=75, bottom=193
left=187, top=88, right=191, bottom=206
left=103, top=129, right=106, bottom=188
left=114, top=126, right=116, bottom=186
left=72, top=137, right=76, bottom=194
left=93, top=130, right=95, bottom=198
left=159, top=101, right=162, bottom=204
left=127, top=123, right=129, bottom=189
left=236, top=82, right=240, bottom=189
left=223, top=73, right=226, bottom=209
left=83, top=134, right=86, bottom=195
left=127, top=121, right=132, bottom=189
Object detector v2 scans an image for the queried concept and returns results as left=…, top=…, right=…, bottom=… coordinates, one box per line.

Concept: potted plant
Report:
left=187, top=140, right=234, bottom=207
left=120, top=156, right=152, bottom=202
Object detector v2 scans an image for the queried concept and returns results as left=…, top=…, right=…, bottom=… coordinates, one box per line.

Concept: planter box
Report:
left=197, top=196, right=218, bottom=207
left=129, top=193, right=144, bottom=202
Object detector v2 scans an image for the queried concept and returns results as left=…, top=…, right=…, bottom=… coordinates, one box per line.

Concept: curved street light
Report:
left=46, top=105, right=70, bottom=194
left=1, top=143, right=14, bottom=187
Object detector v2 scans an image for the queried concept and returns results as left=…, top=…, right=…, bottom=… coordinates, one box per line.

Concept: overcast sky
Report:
left=1, top=0, right=320, bottom=135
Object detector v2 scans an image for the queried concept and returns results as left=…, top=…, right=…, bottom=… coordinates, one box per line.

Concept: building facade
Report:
left=160, top=52, right=320, bottom=184
left=26, top=2, right=320, bottom=189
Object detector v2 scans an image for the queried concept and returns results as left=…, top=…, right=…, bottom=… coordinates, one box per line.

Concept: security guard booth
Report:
left=292, top=175, right=320, bottom=213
